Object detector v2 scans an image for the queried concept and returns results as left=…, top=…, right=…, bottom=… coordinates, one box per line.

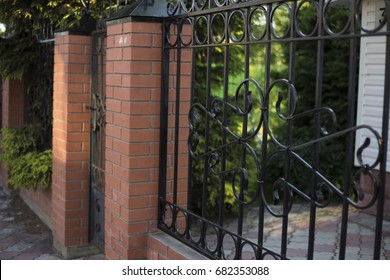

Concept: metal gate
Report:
left=158, top=0, right=390, bottom=259
left=89, top=20, right=107, bottom=251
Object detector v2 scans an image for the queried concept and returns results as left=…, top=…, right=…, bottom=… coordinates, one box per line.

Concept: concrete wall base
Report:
left=53, top=238, right=101, bottom=260
left=19, top=190, right=52, bottom=229
left=147, top=232, right=208, bottom=260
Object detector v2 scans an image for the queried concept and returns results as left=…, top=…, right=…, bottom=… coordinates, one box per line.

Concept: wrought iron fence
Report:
left=21, top=24, right=56, bottom=148
left=158, top=0, right=390, bottom=260
left=89, top=16, right=108, bottom=250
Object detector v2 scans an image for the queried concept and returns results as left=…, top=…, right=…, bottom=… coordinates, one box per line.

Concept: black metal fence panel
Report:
left=158, top=0, right=390, bottom=260
left=89, top=22, right=107, bottom=251
left=24, top=25, right=55, bottom=148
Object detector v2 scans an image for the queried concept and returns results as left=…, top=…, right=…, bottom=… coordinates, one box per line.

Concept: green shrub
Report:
left=8, top=150, right=52, bottom=189
left=0, top=124, right=52, bottom=189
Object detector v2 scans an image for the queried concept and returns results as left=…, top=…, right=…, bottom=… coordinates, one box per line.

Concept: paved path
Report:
left=1, top=184, right=389, bottom=260
left=0, top=187, right=104, bottom=260
left=0, top=188, right=62, bottom=259
left=220, top=204, right=390, bottom=260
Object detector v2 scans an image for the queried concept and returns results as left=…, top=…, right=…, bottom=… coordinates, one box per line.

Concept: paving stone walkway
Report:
left=0, top=186, right=105, bottom=260
left=0, top=188, right=62, bottom=260
left=221, top=204, right=390, bottom=260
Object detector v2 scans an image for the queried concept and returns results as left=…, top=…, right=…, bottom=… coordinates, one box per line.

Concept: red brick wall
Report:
left=51, top=34, right=91, bottom=253
left=104, top=20, right=163, bottom=259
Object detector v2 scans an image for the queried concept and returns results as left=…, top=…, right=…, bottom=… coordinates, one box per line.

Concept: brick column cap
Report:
left=106, top=0, right=165, bottom=24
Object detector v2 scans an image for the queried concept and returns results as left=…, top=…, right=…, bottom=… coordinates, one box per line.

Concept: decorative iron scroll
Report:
left=189, top=78, right=383, bottom=217
left=91, top=164, right=105, bottom=191
left=91, top=93, right=107, bottom=132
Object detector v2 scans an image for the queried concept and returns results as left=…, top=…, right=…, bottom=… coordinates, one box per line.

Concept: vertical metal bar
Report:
left=202, top=14, right=212, bottom=221
left=280, top=0, right=297, bottom=259
left=373, top=7, right=390, bottom=259
left=199, top=45, right=212, bottom=250
left=100, top=29, right=106, bottom=171
left=307, top=0, right=325, bottom=260
left=158, top=20, right=170, bottom=224
left=173, top=22, right=182, bottom=206
left=340, top=2, right=358, bottom=260
left=219, top=18, right=230, bottom=228
left=258, top=2, right=273, bottom=259
left=216, top=12, right=230, bottom=259
left=237, top=10, right=250, bottom=239
left=187, top=44, right=197, bottom=212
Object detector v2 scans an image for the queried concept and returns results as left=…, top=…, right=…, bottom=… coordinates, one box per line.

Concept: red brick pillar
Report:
left=1, top=79, right=25, bottom=192
left=51, top=33, right=97, bottom=258
left=104, top=20, right=163, bottom=259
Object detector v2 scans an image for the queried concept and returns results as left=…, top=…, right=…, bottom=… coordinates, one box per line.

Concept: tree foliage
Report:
left=0, top=0, right=84, bottom=78
left=0, top=0, right=133, bottom=78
